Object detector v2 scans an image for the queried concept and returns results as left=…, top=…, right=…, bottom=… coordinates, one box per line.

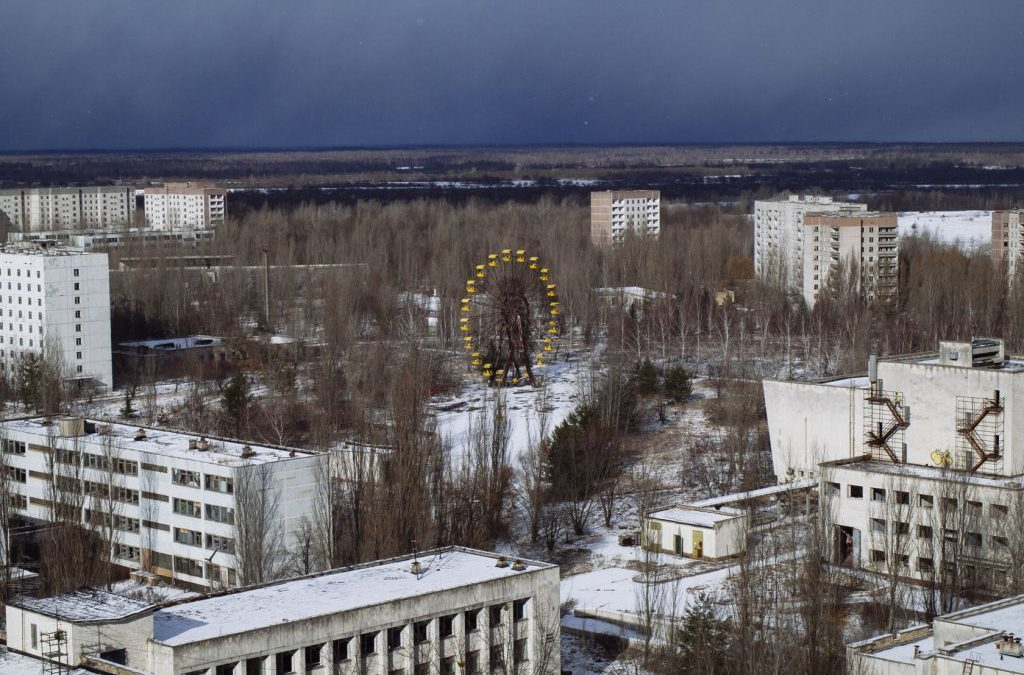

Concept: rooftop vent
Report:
left=240, top=444, right=256, bottom=458
left=410, top=560, right=423, bottom=576
left=188, top=439, right=198, bottom=450
left=197, top=437, right=209, bottom=451
left=58, top=417, right=85, bottom=438
left=495, top=556, right=510, bottom=569
left=511, top=559, right=526, bottom=571
left=133, top=428, right=147, bottom=442
left=98, top=423, right=111, bottom=436
left=938, top=338, right=1005, bottom=368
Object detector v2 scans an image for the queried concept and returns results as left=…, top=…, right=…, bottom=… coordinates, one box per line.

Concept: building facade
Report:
left=993, top=209, right=1024, bottom=278
left=644, top=506, right=747, bottom=559
left=0, top=416, right=322, bottom=590
left=753, top=195, right=867, bottom=293
left=144, top=182, right=226, bottom=230
left=801, top=211, right=899, bottom=308
left=5, top=548, right=562, bottom=675
left=8, top=227, right=215, bottom=251
left=590, top=190, right=660, bottom=246
left=0, top=186, right=136, bottom=232
left=0, top=245, right=112, bottom=390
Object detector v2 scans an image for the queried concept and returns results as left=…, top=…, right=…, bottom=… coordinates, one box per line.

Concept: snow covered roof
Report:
left=688, top=479, right=816, bottom=508
left=647, top=506, right=742, bottom=528
left=152, top=547, right=554, bottom=646
left=0, top=650, right=91, bottom=675
left=117, top=335, right=223, bottom=351
left=827, top=458, right=1024, bottom=487
left=12, top=588, right=154, bottom=623
left=0, top=417, right=313, bottom=467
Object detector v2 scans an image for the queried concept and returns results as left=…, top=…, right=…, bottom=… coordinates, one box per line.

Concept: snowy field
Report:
left=434, top=353, right=591, bottom=463
left=898, top=210, right=992, bottom=251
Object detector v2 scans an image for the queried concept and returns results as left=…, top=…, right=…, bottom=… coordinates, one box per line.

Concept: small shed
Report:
left=644, top=506, right=747, bottom=559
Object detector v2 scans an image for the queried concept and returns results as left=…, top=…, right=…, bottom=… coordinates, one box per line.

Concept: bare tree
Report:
left=234, top=461, right=284, bottom=585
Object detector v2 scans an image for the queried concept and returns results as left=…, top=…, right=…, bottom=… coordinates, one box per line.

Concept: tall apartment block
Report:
left=144, top=182, right=226, bottom=230
left=0, top=186, right=136, bottom=232
left=0, top=416, right=322, bottom=590
left=993, top=209, right=1024, bottom=277
left=590, top=190, right=660, bottom=246
left=801, top=212, right=898, bottom=308
left=0, top=245, right=112, bottom=390
left=753, top=195, right=867, bottom=292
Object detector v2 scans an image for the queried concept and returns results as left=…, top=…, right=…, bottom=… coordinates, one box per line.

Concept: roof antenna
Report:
left=409, top=539, right=422, bottom=577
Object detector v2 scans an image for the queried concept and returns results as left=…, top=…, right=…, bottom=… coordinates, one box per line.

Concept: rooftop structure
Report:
left=850, top=593, right=1024, bottom=674
left=753, top=194, right=868, bottom=293
left=6, top=547, right=562, bottom=675
left=590, top=190, right=660, bottom=246
left=0, top=416, right=323, bottom=589
left=0, top=244, right=112, bottom=389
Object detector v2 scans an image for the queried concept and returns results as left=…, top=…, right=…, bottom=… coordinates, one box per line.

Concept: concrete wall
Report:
left=6, top=605, right=154, bottom=670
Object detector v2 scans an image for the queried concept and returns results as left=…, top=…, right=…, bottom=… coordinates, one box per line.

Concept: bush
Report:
left=663, top=365, right=692, bottom=403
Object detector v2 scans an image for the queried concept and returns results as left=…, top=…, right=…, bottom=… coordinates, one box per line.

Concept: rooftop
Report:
left=13, top=588, right=153, bottom=623
left=0, top=417, right=313, bottom=467
left=0, top=650, right=91, bottom=675
left=647, top=506, right=743, bottom=528
left=152, top=547, right=553, bottom=646
left=824, top=457, right=1023, bottom=488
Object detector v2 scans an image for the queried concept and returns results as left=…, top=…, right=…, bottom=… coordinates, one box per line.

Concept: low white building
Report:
left=644, top=506, right=746, bottom=559
left=0, top=416, right=323, bottom=590
left=6, top=547, right=562, bottom=675
left=0, top=245, right=112, bottom=390
left=849, top=593, right=1024, bottom=674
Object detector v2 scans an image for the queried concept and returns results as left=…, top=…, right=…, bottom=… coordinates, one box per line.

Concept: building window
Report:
left=514, top=638, right=529, bottom=663
left=870, top=518, right=886, bottom=534
left=849, top=485, right=863, bottom=498
left=513, top=598, right=528, bottom=622
left=826, top=481, right=840, bottom=496
left=387, top=627, right=403, bottom=651
left=73, top=268, right=79, bottom=277
left=204, top=474, right=233, bottom=494
left=274, top=652, right=292, bottom=675
left=172, top=469, right=201, bottom=488
left=871, top=488, right=886, bottom=502
left=895, top=491, right=910, bottom=505
left=174, top=556, right=205, bottom=578
left=992, top=503, right=1009, bottom=518
left=439, top=614, right=455, bottom=638
left=994, top=535, right=1010, bottom=550
left=489, top=605, right=503, bottom=626
left=73, top=282, right=80, bottom=291
left=205, top=534, right=235, bottom=554
left=174, top=528, right=202, bottom=547
left=441, top=657, right=455, bottom=675
left=919, top=494, right=933, bottom=509
left=465, top=650, right=480, bottom=674
left=2, top=439, right=26, bottom=455
left=172, top=498, right=202, bottom=518
left=489, top=645, right=505, bottom=669
left=894, top=521, right=910, bottom=536
left=465, top=609, right=479, bottom=632
left=360, top=632, right=377, bottom=655
left=918, top=525, right=933, bottom=539
left=942, top=498, right=958, bottom=512
left=966, top=532, right=983, bottom=548
left=413, top=620, right=429, bottom=644
left=305, top=644, right=323, bottom=667
left=332, top=638, right=350, bottom=662
left=205, top=504, right=235, bottom=525
left=870, top=549, right=885, bottom=563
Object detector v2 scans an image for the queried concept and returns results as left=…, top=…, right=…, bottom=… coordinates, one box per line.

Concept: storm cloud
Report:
left=1, top=0, right=1022, bottom=150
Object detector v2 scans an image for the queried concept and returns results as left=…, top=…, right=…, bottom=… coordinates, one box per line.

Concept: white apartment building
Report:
left=850, top=594, right=1024, bottom=674
left=802, top=211, right=899, bottom=308
left=993, top=208, right=1024, bottom=278
left=0, top=416, right=323, bottom=590
left=5, top=547, right=562, bottom=675
left=144, top=182, right=226, bottom=230
left=0, top=245, right=112, bottom=390
left=0, top=186, right=136, bottom=232
left=753, top=194, right=867, bottom=293
left=590, top=190, right=660, bottom=246
left=766, top=338, right=1024, bottom=590
left=9, top=227, right=215, bottom=251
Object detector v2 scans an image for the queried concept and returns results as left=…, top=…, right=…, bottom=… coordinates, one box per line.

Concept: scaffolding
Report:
left=864, top=388, right=908, bottom=463
left=956, top=393, right=1004, bottom=474
left=40, top=627, right=70, bottom=675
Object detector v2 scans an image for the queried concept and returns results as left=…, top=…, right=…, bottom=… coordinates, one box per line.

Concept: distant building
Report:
left=590, top=190, right=660, bottom=246
left=849, top=593, right=1024, bottom=674
left=0, top=245, right=112, bottom=390
left=8, top=227, right=215, bottom=251
left=0, top=186, right=136, bottom=232
left=5, top=547, right=561, bottom=675
left=0, top=416, right=323, bottom=590
left=144, top=182, right=226, bottom=230
left=802, top=211, right=899, bottom=308
left=993, top=208, right=1024, bottom=277
left=753, top=195, right=867, bottom=293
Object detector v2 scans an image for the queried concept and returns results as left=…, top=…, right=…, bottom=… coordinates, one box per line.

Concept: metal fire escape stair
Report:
left=866, top=394, right=908, bottom=463
left=957, top=397, right=1003, bottom=472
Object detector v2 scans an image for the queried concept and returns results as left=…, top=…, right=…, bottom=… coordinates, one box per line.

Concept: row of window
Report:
left=868, top=517, right=1007, bottom=550
left=173, top=527, right=236, bottom=554
left=831, top=481, right=1008, bottom=518
left=187, top=602, right=531, bottom=675
left=173, top=498, right=235, bottom=524
left=171, top=469, right=233, bottom=493
left=866, top=550, right=1009, bottom=585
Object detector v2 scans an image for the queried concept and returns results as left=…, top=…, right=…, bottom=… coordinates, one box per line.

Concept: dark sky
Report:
left=2, top=0, right=1023, bottom=150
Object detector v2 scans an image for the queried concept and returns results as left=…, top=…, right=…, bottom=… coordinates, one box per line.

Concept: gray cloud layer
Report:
left=1, top=0, right=1022, bottom=150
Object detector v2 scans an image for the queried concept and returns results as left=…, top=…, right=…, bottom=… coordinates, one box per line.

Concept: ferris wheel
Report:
left=460, top=249, right=560, bottom=386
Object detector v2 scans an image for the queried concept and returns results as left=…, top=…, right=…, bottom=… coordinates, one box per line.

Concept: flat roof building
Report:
left=144, top=182, right=226, bottom=230
left=644, top=505, right=747, bottom=560
left=6, top=547, right=561, bottom=675
left=0, top=245, right=112, bottom=390
left=0, top=186, right=136, bottom=232
left=802, top=211, right=899, bottom=308
left=590, top=190, right=660, bottom=246
left=0, top=415, right=323, bottom=590
left=753, top=194, right=867, bottom=293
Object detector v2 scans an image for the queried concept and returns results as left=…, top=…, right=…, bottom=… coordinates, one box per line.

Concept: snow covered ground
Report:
left=898, top=210, right=992, bottom=251
left=434, top=354, right=591, bottom=464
